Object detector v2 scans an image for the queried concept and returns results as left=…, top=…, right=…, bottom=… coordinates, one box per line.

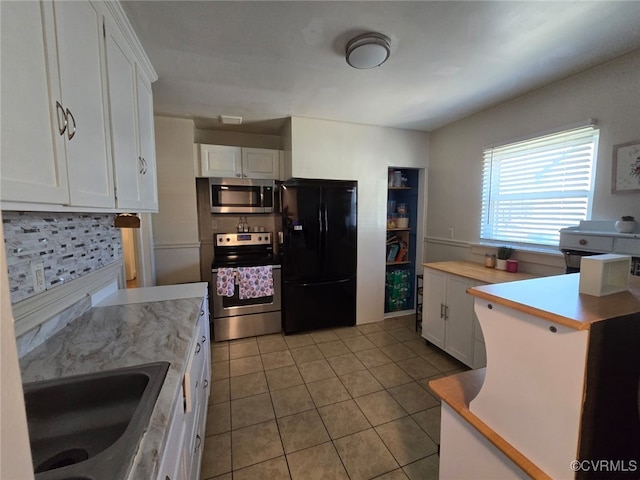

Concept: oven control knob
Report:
left=226, top=237, right=231, bottom=242
left=258, top=236, right=262, bottom=241
left=579, top=239, right=587, bottom=246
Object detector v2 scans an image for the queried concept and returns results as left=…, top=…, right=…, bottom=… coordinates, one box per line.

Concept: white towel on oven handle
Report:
left=215, top=267, right=235, bottom=297
left=237, top=266, right=274, bottom=300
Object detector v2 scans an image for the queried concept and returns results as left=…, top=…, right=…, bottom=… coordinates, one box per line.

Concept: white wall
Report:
left=152, top=116, right=201, bottom=285
left=290, top=116, right=429, bottom=323
left=426, top=49, right=640, bottom=275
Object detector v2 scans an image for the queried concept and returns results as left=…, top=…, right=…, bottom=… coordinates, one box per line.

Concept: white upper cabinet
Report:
left=199, top=145, right=280, bottom=179
left=0, top=0, right=113, bottom=208
left=0, top=1, right=68, bottom=204
left=56, top=0, right=114, bottom=208
left=1, top=0, right=157, bottom=212
left=199, top=144, right=242, bottom=178
left=136, top=70, right=158, bottom=211
left=241, top=148, right=280, bottom=179
left=105, top=13, right=158, bottom=212
left=105, top=16, right=139, bottom=209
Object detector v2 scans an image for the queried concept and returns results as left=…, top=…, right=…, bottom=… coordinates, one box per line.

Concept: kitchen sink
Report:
left=23, top=361, right=169, bottom=480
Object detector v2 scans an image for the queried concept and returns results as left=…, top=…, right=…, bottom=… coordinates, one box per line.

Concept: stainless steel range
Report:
left=211, top=232, right=281, bottom=341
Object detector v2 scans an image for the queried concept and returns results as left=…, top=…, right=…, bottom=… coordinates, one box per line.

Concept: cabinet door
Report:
left=136, top=69, right=158, bottom=211
left=241, top=148, right=280, bottom=179
left=422, top=268, right=446, bottom=349
left=55, top=0, right=114, bottom=208
left=444, top=275, right=475, bottom=365
left=156, top=394, right=186, bottom=480
left=199, top=144, right=242, bottom=177
left=105, top=17, right=143, bottom=210
left=0, top=1, right=69, bottom=205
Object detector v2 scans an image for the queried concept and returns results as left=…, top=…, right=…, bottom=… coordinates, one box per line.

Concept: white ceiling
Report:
left=122, top=1, right=640, bottom=134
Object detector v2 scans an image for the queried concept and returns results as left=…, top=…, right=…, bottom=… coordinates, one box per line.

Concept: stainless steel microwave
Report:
left=209, top=178, right=275, bottom=213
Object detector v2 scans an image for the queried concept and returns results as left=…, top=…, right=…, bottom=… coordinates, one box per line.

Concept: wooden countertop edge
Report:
left=467, top=288, right=591, bottom=331
left=430, top=370, right=553, bottom=480
left=422, top=261, right=536, bottom=284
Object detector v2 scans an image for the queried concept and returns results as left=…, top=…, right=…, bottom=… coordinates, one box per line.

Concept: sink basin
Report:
left=23, top=361, right=169, bottom=480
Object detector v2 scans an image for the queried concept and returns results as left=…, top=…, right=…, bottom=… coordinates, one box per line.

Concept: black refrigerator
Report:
left=280, top=179, right=357, bottom=334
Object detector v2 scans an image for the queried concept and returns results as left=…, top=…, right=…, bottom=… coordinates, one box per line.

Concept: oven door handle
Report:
left=213, top=265, right=281, bottom=273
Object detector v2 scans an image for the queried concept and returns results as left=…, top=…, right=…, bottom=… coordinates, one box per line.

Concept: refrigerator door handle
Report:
left=286, top=278, right=352, bottom=288
left=323, top=204, right=329, bottom=236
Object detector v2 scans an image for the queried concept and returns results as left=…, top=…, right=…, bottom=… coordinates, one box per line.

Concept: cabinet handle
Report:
left=55, top=101, right=67, bottom=136
left=138, top=156, right=145, bottom=174
left=202, top=335, right=206, bottom=343
left=194, top=434, right=202, bottom=453
left=141, top=157, right=148, bottom=174
left=200, top=309, right=205, bottom=316
left=203, top=380, right=209, bottom=389
left=440, top=304, right=445, bottom=319
left=65, top=108, right=76, bottom=140
left=195, top=342, right=201, bottom=355
left=444, top=305, right=449, bottom=320
left=235, top=173, right=242, bottom=177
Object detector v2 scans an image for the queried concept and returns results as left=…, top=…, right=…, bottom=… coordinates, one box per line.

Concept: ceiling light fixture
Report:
left=345, top=32, right=391, bottom=69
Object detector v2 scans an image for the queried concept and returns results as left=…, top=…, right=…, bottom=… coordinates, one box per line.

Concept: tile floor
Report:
left=200, top=315, right=468, bottom=480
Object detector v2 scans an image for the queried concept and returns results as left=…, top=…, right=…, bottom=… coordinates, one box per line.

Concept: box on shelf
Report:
left=579, top=254, right=631, bottom=296
left=386, top=269, right=410, bottom=311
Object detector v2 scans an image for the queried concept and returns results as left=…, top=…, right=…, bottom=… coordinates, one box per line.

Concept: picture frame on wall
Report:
left=612, top=141, right=640, bottom=193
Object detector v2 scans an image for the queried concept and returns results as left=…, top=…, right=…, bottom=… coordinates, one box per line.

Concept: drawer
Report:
left=560, top=234, right=613, bottom=252
left=614, top=237, right=640, bottom=255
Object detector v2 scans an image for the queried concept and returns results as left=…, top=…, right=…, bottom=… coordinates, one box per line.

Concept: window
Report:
left=481, top=124, right=599, bottom=246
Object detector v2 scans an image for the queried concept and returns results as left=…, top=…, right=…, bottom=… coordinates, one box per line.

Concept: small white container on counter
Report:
left=579, top=254, right=631, bottom=296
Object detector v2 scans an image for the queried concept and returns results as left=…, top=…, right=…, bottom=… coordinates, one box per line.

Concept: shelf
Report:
left=387, top=261, right=411, bottom=266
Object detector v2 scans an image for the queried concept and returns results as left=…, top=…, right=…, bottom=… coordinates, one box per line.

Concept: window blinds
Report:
left=481, top=125, right=599, bottom=246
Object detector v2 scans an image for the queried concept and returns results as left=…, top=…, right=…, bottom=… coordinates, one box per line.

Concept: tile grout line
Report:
left=204, top=315, right=460, bottom=479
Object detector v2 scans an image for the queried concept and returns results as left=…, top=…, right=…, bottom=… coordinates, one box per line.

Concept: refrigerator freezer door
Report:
left=282, top=278, right=356, bottom=334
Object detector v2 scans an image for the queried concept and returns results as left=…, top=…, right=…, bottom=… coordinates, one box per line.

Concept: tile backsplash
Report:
left=3, top=211, right=122, bottom=304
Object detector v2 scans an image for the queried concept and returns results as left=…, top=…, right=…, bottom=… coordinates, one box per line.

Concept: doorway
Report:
left=121, top=228, right=138, bottom=288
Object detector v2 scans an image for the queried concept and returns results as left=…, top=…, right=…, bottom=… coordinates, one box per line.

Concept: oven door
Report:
left=212, top=266, right=281, bottom=318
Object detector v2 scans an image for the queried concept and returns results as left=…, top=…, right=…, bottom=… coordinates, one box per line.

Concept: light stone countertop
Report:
left=19, top=282, right=209, bottom=480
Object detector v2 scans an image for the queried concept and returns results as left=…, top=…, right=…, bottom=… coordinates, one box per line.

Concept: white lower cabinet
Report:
left=422, top=267, right=485, bottom=368
left=157, top=298, right=210, bottom=480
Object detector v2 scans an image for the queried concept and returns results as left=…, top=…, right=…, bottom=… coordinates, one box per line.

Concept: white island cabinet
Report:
left=431, top=274, right=640, bottom=480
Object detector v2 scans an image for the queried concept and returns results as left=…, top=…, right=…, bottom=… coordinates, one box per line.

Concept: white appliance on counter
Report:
left=559, top=220, right=640, bottom=274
